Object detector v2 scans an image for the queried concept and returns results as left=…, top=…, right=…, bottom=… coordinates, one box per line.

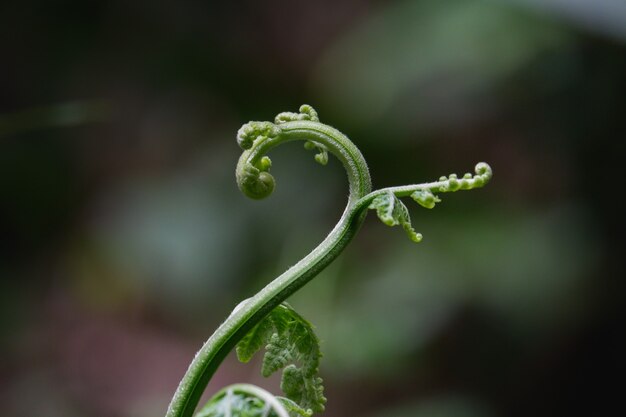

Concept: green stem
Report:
left=166, top=119, right=372, bottom=417
left=355, top=161, right=493, bottom=210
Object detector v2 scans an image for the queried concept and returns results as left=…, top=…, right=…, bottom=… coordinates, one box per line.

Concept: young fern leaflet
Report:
left=166, top=105, right=492, bottom=417
left=236, top=303, right=325, bottom=414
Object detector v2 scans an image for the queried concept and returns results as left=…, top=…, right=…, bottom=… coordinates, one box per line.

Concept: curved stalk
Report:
left=167, top=107, right=372, bottom=417
left=165, top=105, right=491, bottom=417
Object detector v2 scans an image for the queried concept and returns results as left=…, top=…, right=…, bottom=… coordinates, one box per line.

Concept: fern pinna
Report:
left=166, top=105, right=492, bottom=417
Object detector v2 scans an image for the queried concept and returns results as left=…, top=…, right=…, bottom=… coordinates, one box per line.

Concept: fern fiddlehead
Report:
left=166, top=105, right=491, bottom=417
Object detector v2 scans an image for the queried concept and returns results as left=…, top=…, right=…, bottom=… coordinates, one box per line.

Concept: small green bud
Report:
left=473, top=175, right=485, bottom=187
left=447, top=174, right=460, bottom=191
left=258, top=156, right=272, bottom=171
left=314, top=151, right=328, bottom=166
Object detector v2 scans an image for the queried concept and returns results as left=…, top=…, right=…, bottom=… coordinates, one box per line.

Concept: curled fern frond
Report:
left=363, top=162, right=492, bottom=242
left=237, top=162, right=276, bottom=200
left=236, top=303, right=326, bottom=414
left=166, top=105, right=491, bottom=417
left=235, top=105, right=372, bottom=201
left=195, top=384, right=294, bottom=417
left=437, top=162, right=493, bottom=192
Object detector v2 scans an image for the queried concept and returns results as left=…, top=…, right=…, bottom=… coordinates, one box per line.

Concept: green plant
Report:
left=166, top=105, right=492, bottom=417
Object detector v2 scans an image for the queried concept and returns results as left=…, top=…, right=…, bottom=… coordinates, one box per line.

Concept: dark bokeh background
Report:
left=1, top=1, right=625, bottom=416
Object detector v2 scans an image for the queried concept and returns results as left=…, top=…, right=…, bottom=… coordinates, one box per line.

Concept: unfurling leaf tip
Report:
left=369, top=192, right=423, bottom=243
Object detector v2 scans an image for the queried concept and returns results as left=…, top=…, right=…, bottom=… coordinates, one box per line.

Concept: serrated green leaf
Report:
left=262, top=333, right=292, bottom=377
left=281, top=366, right=326, bottom=414
left=287, top=321, right=320, bottom=376
left=276, top=397, right=314, bottom=417
left=235, top=303, right=326, bottom=414
left=369, top=192, right=422, bottom=242
left=369, top=192, right=399, bottom=226
left=236, top=318, right=274, bottom=363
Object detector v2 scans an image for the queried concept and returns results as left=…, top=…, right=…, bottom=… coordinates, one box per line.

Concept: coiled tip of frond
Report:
left=237, top=162, right=276, bottom=200
left=474, top=162, right=492, bottom=184
left=236, top=121, right=281, bottom=199
left=437, top=162, right=493, bottom=192
left=298, top=104, right=319, bottom=121
left=239, top=170, right=276, bottom=200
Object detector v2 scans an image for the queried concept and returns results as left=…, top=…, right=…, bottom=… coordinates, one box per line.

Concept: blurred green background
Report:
left=1, top=1, right=625, bottom=416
